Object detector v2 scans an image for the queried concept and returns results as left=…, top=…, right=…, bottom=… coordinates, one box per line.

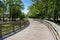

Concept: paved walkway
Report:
left=5, top=19, right=54, bottom=40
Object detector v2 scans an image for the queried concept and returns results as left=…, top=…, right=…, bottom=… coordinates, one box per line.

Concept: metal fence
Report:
left=0, top=20, right=29, bottom=40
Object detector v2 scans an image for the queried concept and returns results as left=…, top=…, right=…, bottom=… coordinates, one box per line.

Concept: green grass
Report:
left=1, top=19, right=28, bottom=36
left=2, top=24, right=13, bottom=35
left=2, top=23, right=21, bottom=36
left=2, top=24, right=11, bottom=27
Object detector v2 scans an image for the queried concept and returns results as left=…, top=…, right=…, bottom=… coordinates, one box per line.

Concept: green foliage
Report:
left=6, top=0, right=23, bottom=18
left=0, top=7, right=3, bottom=13
left=0, top=1, right=4, bottom=13
left=5, top=0, right=27, bottom=20
left=0, top=0, right=27, bottom=21
left=28, top=0, right=60, bottom=21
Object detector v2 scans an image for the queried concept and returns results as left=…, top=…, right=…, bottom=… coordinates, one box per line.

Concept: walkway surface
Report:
left=5, top=19, right=54, bottom=40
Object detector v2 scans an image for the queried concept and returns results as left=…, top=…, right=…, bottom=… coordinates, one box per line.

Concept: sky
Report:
left=1, top=0, right=32, bottom=14
left=22, top=0, right=33, bottom=14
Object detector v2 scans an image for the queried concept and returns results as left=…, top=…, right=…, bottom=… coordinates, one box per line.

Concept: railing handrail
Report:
left=43, top=20, right=60, bottom=40
left=33, top=19, right=60, bottom=40
left=0, top=20, right=29, bottom=39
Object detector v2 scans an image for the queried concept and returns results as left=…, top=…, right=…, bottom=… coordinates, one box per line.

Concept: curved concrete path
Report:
left=5, top=19, right=54, bottom=40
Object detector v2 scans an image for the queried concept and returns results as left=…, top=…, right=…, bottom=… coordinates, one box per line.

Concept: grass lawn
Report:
left=0, top=18, right=28, bottom=36
left=2, top=22, right=21, bottom=36
left=2, top=24, right=12, bottom=35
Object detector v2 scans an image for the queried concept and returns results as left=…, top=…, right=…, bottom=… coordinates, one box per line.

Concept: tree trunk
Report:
left=54, top=12, right=56, bottom=22
left=54, top=9, right=58, bottom=22
left=56, top=10, right=59, bottom=22
left=12, top=18, right=16, bottom=21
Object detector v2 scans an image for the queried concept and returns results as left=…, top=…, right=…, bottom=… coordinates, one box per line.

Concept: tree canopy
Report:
left=28, top=0, right=60, bottom=22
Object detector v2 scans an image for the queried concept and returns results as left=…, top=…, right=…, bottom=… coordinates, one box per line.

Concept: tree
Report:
left=6, top=0, right=24, bottom=21
left=28, top=0, right=60, bottom=22
left=54, top=0, right=60, bottom=22
left=0, top=1, right=5, bottom=21
left=28, top=0, right=46, bottom=19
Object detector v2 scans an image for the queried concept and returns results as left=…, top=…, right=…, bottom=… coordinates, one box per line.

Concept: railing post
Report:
left=0, top=23, right=3, bottom=40
left=24, top=21, right=26, bottom=27
left=12, top=21, right=15, bottom=32
left=20, top=20, right=21, bottom=29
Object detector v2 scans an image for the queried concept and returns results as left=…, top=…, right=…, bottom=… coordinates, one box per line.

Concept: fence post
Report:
left=0, top=23, right=3, bottom=40
left=12, top=21, right=15, bottom=32
left=24, top=21, right=25, bottom=27
left=20, top=20, right=21, bottom=29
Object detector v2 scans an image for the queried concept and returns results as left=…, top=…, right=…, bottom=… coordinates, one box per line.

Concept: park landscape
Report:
left=0, top=0, right=60, bottom=40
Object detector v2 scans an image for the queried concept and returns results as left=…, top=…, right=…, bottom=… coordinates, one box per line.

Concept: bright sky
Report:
left=22, top=0, right=32, bottom=14
left=1, top=0, right=32, bottom=14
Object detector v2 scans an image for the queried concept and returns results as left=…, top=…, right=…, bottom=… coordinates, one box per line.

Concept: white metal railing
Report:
left=43, top=20, right=60, bottom=40
left=34, top=19, right=60, bottom=40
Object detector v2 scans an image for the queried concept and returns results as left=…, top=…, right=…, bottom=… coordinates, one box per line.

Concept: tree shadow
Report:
left=46, top=19, right=60, bottom=25
left=47, top=20, right=60, bottom=23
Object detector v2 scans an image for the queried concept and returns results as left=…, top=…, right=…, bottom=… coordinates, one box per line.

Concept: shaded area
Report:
left=46, top=19, right=60, bottom=26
